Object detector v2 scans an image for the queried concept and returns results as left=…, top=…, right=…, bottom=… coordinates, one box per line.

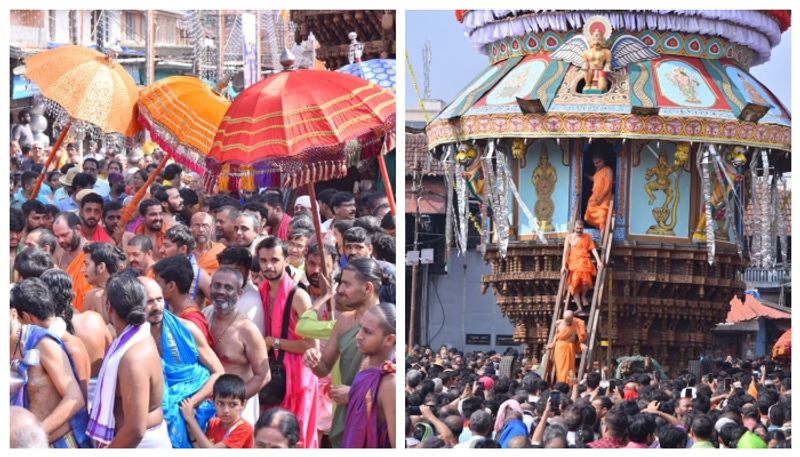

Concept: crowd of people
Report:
left=10, top=135, right=397, bottom=448
left=405, top=345, right=791, bottom=449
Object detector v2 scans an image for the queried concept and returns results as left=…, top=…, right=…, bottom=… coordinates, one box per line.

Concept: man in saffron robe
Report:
left=257, top=236, right=319, bottom=448
left=546, top=310, right=587, bottom=385
left=561, top=220, right=602, bottom=314
left=584, top=152, right=613, bottom=236
left=52, top=212, right=92, bottom=311
left=191, top=212, right=225, bottom=275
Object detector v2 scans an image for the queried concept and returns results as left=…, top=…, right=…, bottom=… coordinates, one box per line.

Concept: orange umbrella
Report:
left=137, top=76, right=230, bottom=174
left=24, top=45, right=140, bottom=196
left=771, top=328, right=790, bottom=360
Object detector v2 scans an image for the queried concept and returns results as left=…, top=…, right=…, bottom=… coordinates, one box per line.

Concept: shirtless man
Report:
left=39, top=268, right=113, bottom=394
left=82, top=242, right=126, bottom=323
left=139, top=276, right=224, bottom=447
left=214, top=206, right=239, bottom=247
left=159, top=224, right=211, bottom=307
left=88, top=272, right=169, bottom=447
left=153, top=254, right=213, bottom=346
left=582, top=31, right=612, bottom=92
left=204, top=267, right=271, bottom=427
left=12, top=278, right=92, bottom=402
left=10, top=283, right=91, bottom=448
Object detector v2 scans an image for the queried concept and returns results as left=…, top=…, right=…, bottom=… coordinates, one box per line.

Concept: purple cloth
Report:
left=341, top=366, right=391, bottom=448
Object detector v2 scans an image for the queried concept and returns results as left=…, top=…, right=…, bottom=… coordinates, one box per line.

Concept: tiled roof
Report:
left=405, top=131, right=443, bottom=177
left=727, top=293, right=791, bottom=323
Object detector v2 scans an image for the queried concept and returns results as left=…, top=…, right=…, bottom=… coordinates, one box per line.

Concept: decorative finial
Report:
left=280, top=48, right=295, bottom=70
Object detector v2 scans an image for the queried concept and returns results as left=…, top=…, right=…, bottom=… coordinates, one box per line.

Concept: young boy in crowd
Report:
left=181, top=373, right=254, bottom=448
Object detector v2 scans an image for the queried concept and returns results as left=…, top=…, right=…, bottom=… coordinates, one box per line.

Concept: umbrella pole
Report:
left=114, top=155, right=170, bottom=245
left=377, top=153, right=396, bottom=216
left=31, top=119, right=72, bottom=198
left=307, top=182, right=333, bottom=319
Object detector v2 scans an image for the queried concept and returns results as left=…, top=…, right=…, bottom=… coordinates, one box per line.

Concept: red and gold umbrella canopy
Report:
left=206, top=68, right=395, bottom=190
left=138, top=76, right=230, bottom=174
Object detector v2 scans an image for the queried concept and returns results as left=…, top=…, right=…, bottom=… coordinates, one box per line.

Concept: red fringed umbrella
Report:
left=207, top=56, right=396, bottom=315
left=206, top=67, right=395, bottom=192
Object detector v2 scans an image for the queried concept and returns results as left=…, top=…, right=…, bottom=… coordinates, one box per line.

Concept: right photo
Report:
left=405, top=10, right=791, bottom=449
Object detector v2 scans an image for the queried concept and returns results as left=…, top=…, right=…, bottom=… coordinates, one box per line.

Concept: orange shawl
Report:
left=196, top=242, right=225, bottom=276
left=66, top=250, right=93, bottom=312
left=584, top=165, right=613, bottom=230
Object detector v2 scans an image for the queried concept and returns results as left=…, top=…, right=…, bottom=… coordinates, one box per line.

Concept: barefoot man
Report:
left=546, top=310, right=587, bottom=385
left=204, top=267, right=271, bottom=427
left=561, top=221, right=602, bottom=314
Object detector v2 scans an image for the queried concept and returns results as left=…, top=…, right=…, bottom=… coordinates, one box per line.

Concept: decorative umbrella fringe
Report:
left=137, top=110, right=207, bottom=175
left=206, top=115, right=395, bottom=192
left=40, top=97, right=134, bottom=149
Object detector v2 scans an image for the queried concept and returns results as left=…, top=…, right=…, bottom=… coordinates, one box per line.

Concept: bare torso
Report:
left=113, top=338, right=164, bottom=433
left=72, top=310, right=114, bottom=377
left=26, top=359, right=72, bottom=440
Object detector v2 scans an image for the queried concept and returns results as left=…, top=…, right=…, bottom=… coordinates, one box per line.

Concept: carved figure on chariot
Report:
left=551, top=15, right=658, bottom=94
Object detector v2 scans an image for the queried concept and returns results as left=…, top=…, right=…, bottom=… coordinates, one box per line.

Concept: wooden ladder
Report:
left=541, top=198, right=614, bottom=385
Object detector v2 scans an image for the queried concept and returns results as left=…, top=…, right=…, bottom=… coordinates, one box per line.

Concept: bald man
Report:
left=546, top=310, right=587, bottom=385
left=203, top=267, right=271, bottom=427
left=191, top=212, right=225, bottom=275
left=10, top=406, right=48, bottom=448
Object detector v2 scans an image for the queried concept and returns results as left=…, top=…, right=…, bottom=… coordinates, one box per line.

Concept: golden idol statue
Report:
left=582, top=30, right=612, bottom=93
left=532, top=144, right=557, bottom=232
left=645, top=146, right=685, bottom=236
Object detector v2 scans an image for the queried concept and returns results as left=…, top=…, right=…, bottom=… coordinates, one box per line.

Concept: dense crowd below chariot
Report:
left=405, top=345, right=791, bottom=449
left=9, top=138, right=397, bottom=449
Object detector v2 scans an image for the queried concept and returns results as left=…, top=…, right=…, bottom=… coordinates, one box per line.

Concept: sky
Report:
left=405, top=10, right=792, bottom=114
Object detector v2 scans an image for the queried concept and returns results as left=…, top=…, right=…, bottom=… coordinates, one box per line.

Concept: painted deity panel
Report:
left=485, top=59, right=546, bottom=106
left=629, top=141, right=691, bottom=238
left=518, top=139, right=570, bottom=235
left=656, top=59, right=716, bottom=107
left=438, top=65, right=501, bottom=119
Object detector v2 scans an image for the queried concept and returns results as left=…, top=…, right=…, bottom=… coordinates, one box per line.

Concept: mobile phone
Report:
left=549, top=391, right=561, bottom=415
left=599, top=380, right=610, bottom=389
left=683, top=387, right=695, bottom=399
left=724, top=378, right=733, bottom=390
left=408, top=405, right=422, bottom=415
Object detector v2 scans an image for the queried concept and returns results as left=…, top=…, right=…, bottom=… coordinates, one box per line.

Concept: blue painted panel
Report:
left=656, top=59, right=716, bottom=107
left=629, top=141, right=691, bottom=238
left=518, top=139, right=570, bottom=235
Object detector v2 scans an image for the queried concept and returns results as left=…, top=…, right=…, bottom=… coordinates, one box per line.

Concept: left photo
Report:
left=9, top=9, right=397, bottom=449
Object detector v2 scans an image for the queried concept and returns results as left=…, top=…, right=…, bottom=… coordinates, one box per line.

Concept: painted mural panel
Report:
left=656, top=59, right=716, bottom=107
left=438, top=65, right=500, bottom=119
left=518, top=139, right=570, bottom=235
left=629, top=141, right=691, bottom=238
left=485, top=59, right=546, bottom=106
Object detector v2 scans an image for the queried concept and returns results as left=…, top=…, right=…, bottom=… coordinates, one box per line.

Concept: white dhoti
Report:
left=241, top=394, right=260, bottom=428
left=137, top=420, right=172, bottom=448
